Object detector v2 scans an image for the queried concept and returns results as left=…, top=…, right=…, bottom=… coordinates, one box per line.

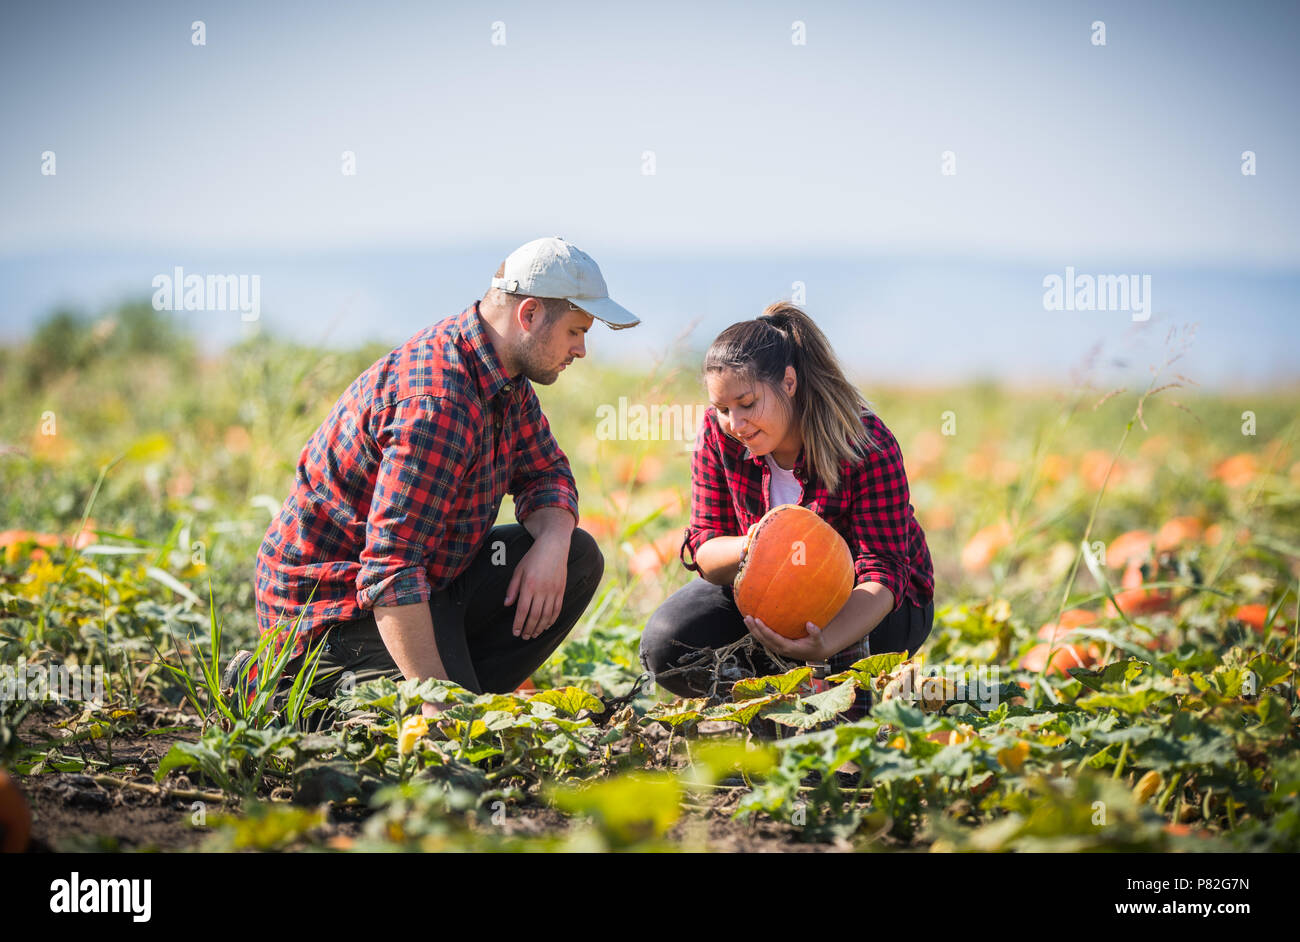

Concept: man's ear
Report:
left=516, top=297, right=542, bottom=334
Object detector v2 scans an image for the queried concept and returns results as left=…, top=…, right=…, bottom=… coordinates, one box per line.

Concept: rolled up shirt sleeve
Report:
left=356, top=395, right=471, bottom=611
left=681, top=410, right=740, bottom=571
left=848, top=420, right=914, bottom=614
left=509, top=387, right=580, bottom=525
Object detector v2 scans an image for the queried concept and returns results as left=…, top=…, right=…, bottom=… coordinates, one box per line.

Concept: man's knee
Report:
left=566, top=527, right=605, bottom=592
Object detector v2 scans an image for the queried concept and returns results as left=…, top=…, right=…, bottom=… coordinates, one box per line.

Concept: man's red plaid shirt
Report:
left=251, top=302, right=579, bottom=689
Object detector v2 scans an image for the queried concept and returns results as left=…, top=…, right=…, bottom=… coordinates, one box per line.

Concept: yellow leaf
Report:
left=397, top=715, right=428, bottom=755
left=997, top=740, right=1030, bottom=773
left=1133, top=770, right=1163, bottom=804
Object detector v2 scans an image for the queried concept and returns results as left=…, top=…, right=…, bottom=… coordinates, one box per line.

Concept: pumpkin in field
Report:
left=1036, top=608, right=1099, bottom=642
left=1235, top=604, right=1285, bottom=634
left=734, top=504, right=854, bottom=639
left=1213, top=453, right=1257, bottom=488
left=1020, top=641, right=1100, bottom=676
left=960, top=520, right=1013, bottom=572
left=1105, top=559, right=1174, bottom=617
left=1106, top=530, right=1154, bottom=570
left=627, top=529, right=685, bottom=577
left=1155, top=516, right=1203, bottom=552
left=0, top=768, right=31, bottom=853
left=0, top=522, right=97, bottom=565
left=1205, top=523, right=1250, bottom=548
left=580, top=513, right=619, bottom=541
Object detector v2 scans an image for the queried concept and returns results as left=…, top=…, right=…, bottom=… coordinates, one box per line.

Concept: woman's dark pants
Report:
left=638, top=578, right=935, bottom=718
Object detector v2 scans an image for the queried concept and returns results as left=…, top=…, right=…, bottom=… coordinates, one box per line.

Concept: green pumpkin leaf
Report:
left=732, top=666, right=812, bottom=699
left=1253, top=693, right=1292, bottom=737
left=1070, top=659, right=1151, bottom=692
left=1076, top=688, right=1167, bottom=713
left=763, top=679, right=857, bottom=728
left=1247, top=653, right=1293, bottom=691
left=702, top=694, right=783, bottom=726
left=549, top=772, right=683, bottom=845
left=825, top=652, right=908, bottom=685
left=687, top=739, right=777, bottom=783
left=528, top=686, right=604, bottom=718
left=644, top=698, right=709, bottom=729
left=871, top=697, right=927, bottom=729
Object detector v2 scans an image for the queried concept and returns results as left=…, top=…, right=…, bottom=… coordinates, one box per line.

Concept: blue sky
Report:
left=1, top=0, right=1296, bottom=389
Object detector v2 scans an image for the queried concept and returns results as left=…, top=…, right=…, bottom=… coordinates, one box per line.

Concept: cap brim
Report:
left=568, top=295, right=640, bottom=329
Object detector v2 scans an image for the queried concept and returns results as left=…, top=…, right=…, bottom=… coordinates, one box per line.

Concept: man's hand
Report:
left=506, top=531, right=570, bottom=640
left=420, top=699, right=446, bottom=719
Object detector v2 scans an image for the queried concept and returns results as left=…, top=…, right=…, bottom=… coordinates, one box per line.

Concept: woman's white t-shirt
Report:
left=765, top=454, right=803, bottom=508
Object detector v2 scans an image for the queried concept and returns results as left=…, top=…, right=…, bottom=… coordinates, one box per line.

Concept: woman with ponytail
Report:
left=639, top=302, right=935, bottom=725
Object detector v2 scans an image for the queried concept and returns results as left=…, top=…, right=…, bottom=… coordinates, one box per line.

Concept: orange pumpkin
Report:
left=1235, top=604, right=1286, bottom=634
left=0, top=531, right=59, bottom=550
left=1155, top=516, right=1203, bottom=552
left=1213, top=453, right=1257, bottom=488
left=1036, top=608, right=1099, bottom=641
left=580, top=513, right=619, bottom=541
left=628, top=529, right=685, bottom=577
left=961, top=520, right=1013, bottom=572
left=1106, top=530, right=1154, bottom=570
left=1105, top=560, right=1174, bottom=617
left=1205, top=523, right=1251, bottom=548
left=0, top=768, right=31, bottom=853
left=1020, top=642, right=1099, bottom=676
left=734, top=504, right=853, bottom=639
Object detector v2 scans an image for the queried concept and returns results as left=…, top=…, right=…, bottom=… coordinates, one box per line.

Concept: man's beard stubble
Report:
left=515, top=325, right=562, bottom=386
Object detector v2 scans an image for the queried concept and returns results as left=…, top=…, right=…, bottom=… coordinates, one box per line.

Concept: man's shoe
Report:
left=221, top=649, right=254, bottom=692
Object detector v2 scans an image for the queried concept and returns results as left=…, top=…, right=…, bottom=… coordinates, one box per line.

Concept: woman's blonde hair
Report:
left=703, top=302, right=878, bottom=493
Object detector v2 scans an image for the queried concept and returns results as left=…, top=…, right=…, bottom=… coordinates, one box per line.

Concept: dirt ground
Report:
left=14, top=698, right=846, bottom=853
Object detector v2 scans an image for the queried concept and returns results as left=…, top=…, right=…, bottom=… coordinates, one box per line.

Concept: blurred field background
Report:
left=3, top=300, right=1296, bottom=657
left=2, top=297, right=1298, bottom=852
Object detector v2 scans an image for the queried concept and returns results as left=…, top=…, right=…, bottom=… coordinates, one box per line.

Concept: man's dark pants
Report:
left=279, top=525, right=604, bottom=729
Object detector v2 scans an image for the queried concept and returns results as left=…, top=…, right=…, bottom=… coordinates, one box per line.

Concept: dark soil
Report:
left=11, top=695, right=849, bottom=853
left=16, top=699, right=211, bottom=852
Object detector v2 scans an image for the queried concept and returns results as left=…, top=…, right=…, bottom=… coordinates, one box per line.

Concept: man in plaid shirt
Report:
left=238, top=238, right=640, bottom=723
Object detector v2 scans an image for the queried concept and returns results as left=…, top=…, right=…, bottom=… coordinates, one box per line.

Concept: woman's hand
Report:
left=744, top=614, right=832, bottom=662
left=739, top=521, right=761, bottom=566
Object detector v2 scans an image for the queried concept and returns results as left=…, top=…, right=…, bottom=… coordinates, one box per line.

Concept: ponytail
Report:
left=703, top=302, right=878, bottom=493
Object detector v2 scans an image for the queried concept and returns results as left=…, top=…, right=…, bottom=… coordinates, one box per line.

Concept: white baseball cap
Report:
left=490, top=237, right=640, bottom=329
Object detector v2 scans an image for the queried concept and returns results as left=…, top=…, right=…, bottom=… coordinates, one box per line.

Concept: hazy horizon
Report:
left=3, top=1, right=1296, bottom=393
